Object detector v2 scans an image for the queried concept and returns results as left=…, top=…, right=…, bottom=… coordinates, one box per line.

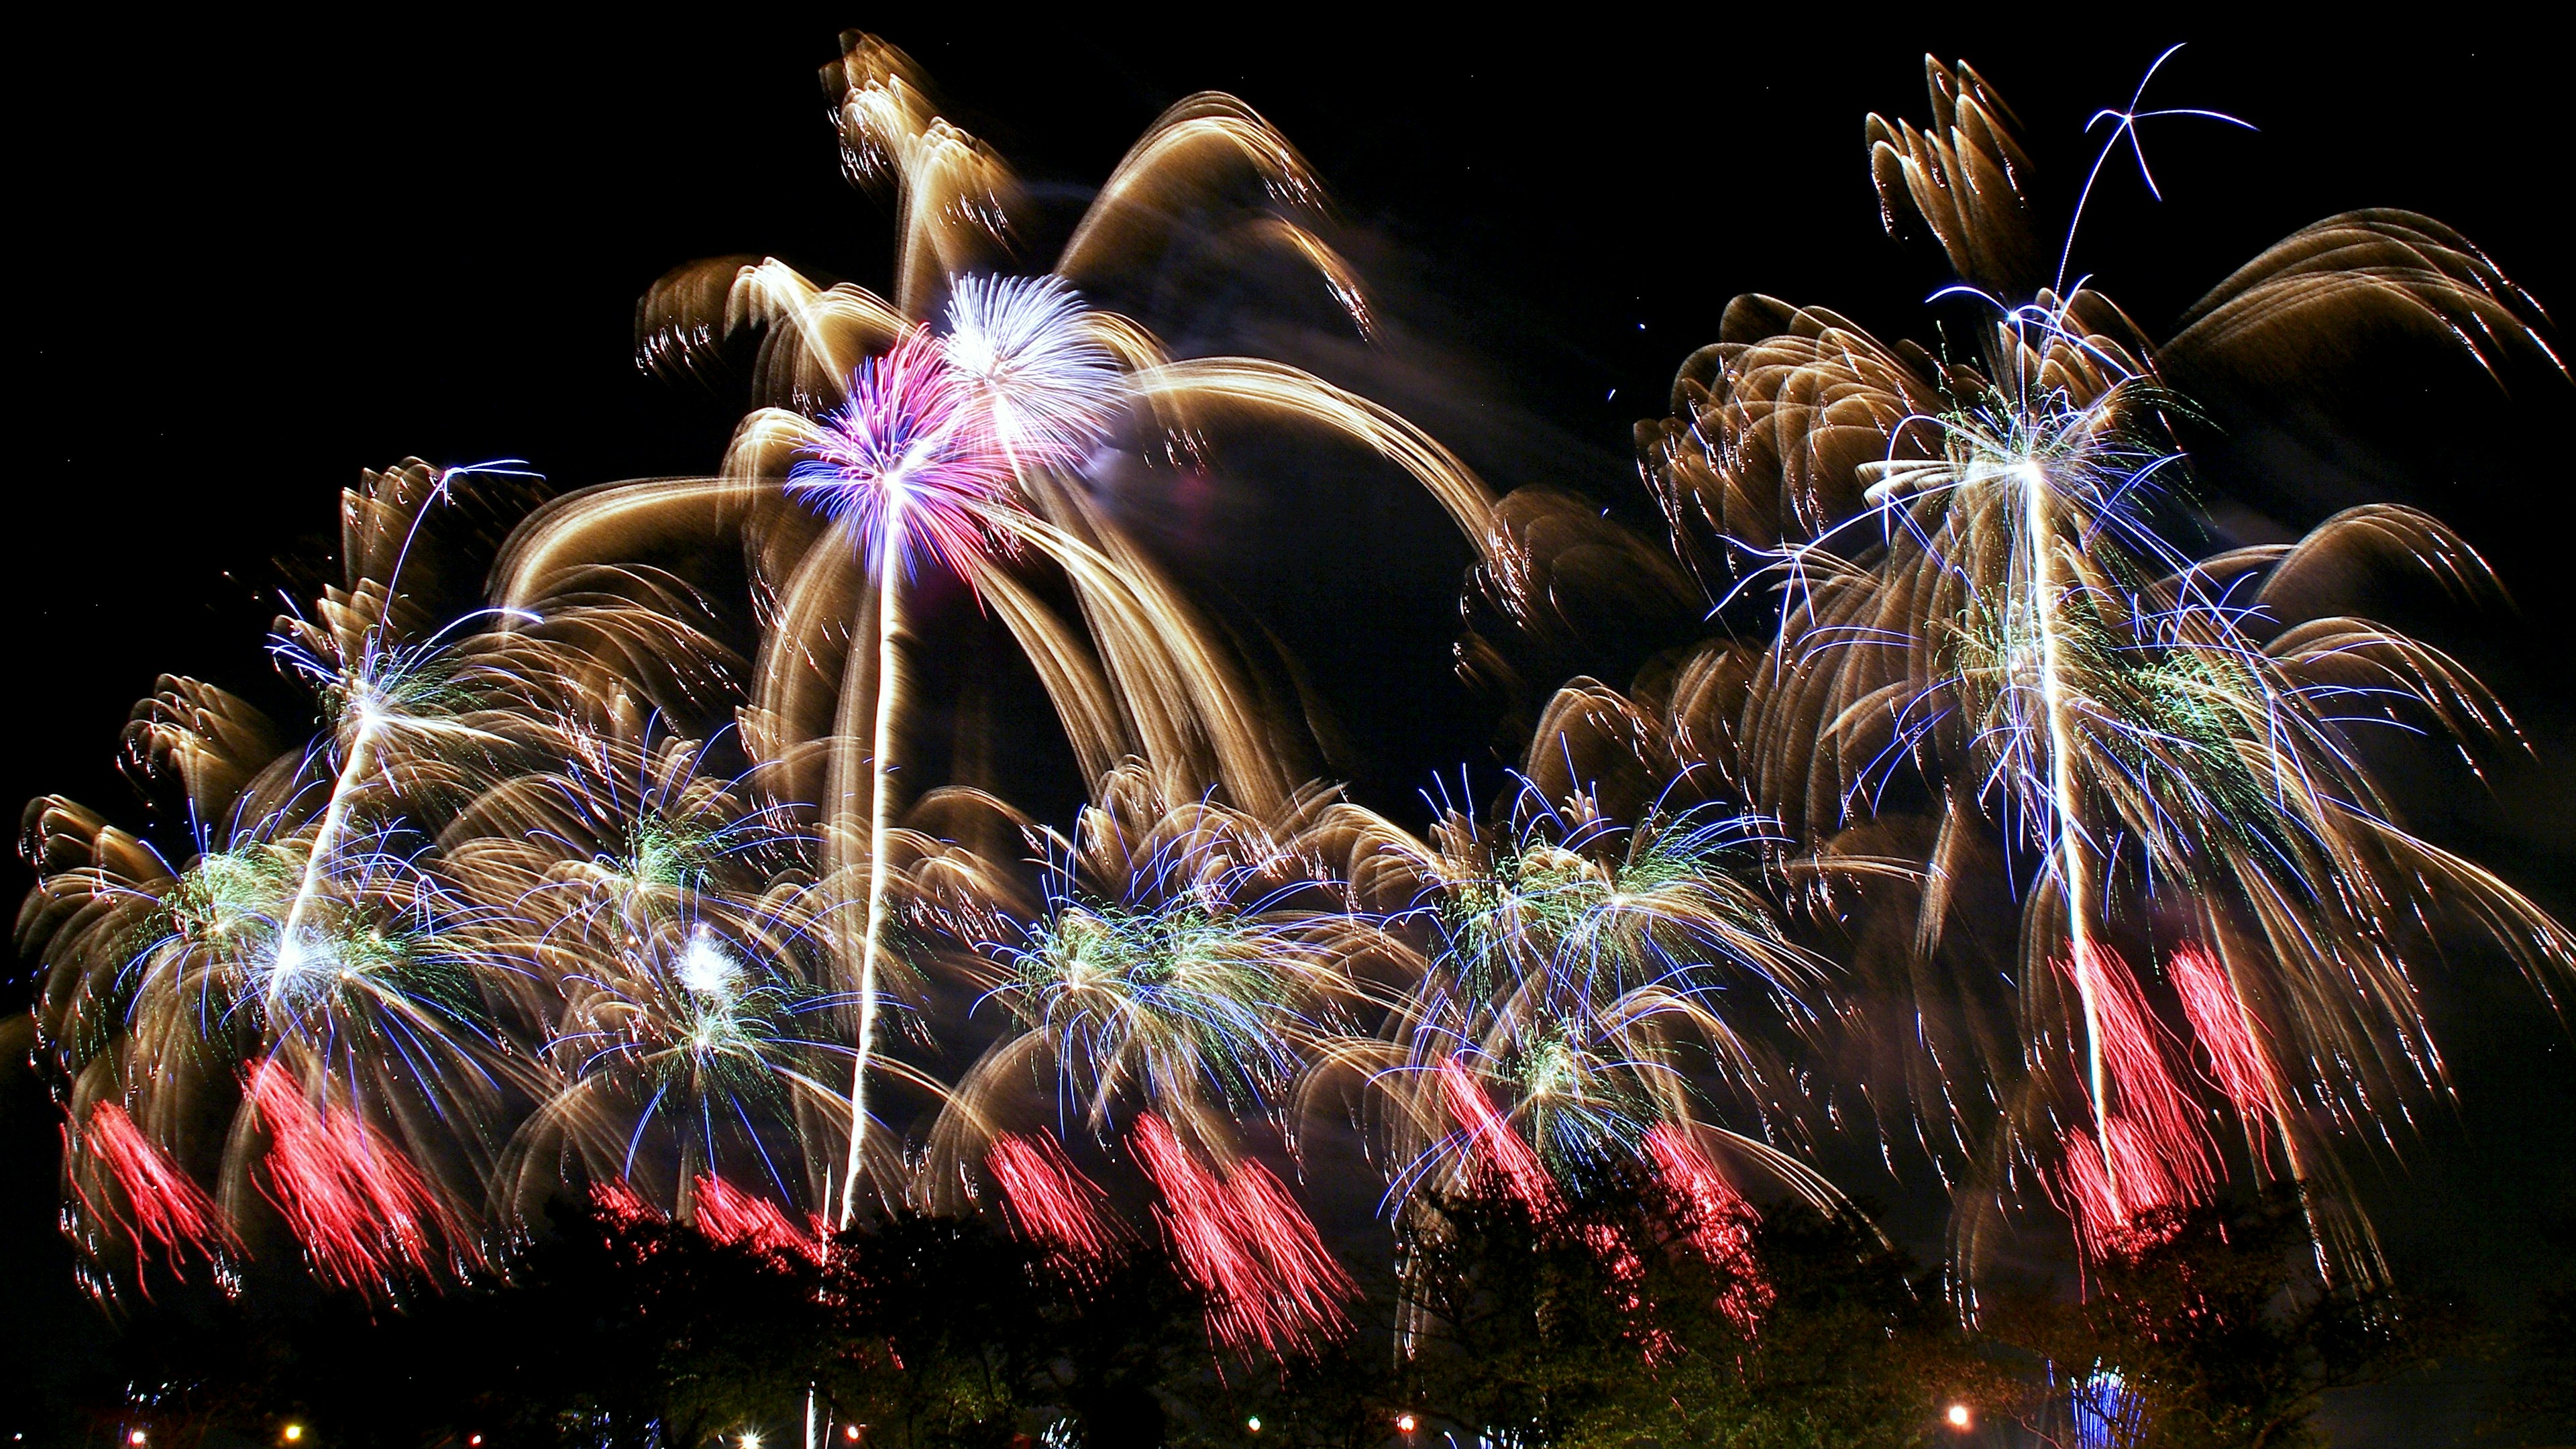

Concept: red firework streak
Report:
left=693, top=1173, right=826, bottom=1262
left=246, top=1059, right=477, bottom=1292
left=1643, top=1124, right=1772, bottom=1333
left=2054, top=946, right=2218, bottom=1258
left=1128, top=1114, right=1352, bottom=1358
left=1438, top=1055, right=1562, bottom=1218
left=987, top=1132, right=1125, bottom=1277
left=72, top=1102, right=239, bottom=1283
left=2167, top=944, right=2275, bottom=1123
left=590, top=1178, right=663, bottom=1231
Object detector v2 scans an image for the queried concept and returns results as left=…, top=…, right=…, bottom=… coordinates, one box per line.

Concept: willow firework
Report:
left=15, top=36, right=2567, bottom=1356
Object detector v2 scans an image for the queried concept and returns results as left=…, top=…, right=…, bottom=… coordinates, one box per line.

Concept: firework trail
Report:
left=1130, top=1113, right=1352, bottom=1358
left=985, top=1131, right=1126, bottom=1279
left=246, top=1059, right=476, bottom=1293
left=1643, top=1124, right=1772, bottom=1332
left=68, top=1102, right=239, bottom=1286
left=692, top=1172, right=827, bottom=1261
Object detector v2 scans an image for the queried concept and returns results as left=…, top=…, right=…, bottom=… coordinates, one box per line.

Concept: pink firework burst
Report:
left=1129, top=1114, right=1352, bottom=1358
left=1644, top=1124, right=1772, bottom=1333
left=2168, top=944, right=2275, bottom=1124
left=1438, top=1055, right=1562, bottom=1219
left=2051, top=945, right=2218, bottom=1258
left=988, top=1132, right=1126, bottom=1279
left=590, top=1178, right=663, bottom=1231
left=692, top=1173, right=826, bottom=1262
left=246, top=1059, right=476, bottom=1293
left=788, top=329, right=1017, bottom=582
left=73, top=1102, right=239, bottom=1285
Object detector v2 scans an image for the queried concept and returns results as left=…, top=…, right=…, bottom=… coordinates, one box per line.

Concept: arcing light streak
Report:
left=2167, top=944, right=2272, bottom=1124
left=693, top=1173, right=826, bottom=1262
left=1438, top=1055, right=1560, bottom=1218
left=1642, top=1124, right=1772, bottom=1332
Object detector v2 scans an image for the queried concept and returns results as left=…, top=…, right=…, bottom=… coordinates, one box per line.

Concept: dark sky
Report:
left=11, top=15, right=2574, bottom=1441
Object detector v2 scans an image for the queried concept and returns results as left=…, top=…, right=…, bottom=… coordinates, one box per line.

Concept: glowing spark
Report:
left=1130, top=1114, right=1351, bottom=1358
left=987, top=1132, right=1124, bottom=1277
left=943, top=274, right=1122, bottom=468
left=787, top=329, right=1012, bottom=584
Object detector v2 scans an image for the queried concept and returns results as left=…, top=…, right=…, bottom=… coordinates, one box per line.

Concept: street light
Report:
left=1247, top=1418, right=1263, bottom=1433
left=283, top=1428, right=305, bottom=1444
left=1946, top=1403, right=1973, bottom=1431
left=1396, top=1415, right=1417, bottom=1434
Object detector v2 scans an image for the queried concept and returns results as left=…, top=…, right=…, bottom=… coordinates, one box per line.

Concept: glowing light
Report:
left=674, top=928, right=744, bottom=1000
left=1396, top=1415, right=1417, bottom=1434
left=1946, top=1403, right=1972, bottom=1429
left=1130, top=1114, right=1352, bottom=1358
left=786, top=329, right=1012, bottom=584
left=1246, top=1417, right=1262, bottom=1432
left=943, top=272, right=1121, bottom=467
left=987, top=1133, right=1123, bottom=1277
left=693, top=1175, right=824, bottom=1263
left=845, top=1428, right=863, bottom=1443
left=246, top=1059, right=474, bottom=1293
left=284, top=1428, right=305, bottom=1444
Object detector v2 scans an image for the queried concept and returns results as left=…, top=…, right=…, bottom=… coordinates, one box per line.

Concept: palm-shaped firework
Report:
left=489, top=34, right=1517, bottom=1228
left=1635, top=57, right=2573, bottom=1273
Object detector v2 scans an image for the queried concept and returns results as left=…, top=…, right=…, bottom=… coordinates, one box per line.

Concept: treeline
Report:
left=29, top=1184, right=2573, bottom=1449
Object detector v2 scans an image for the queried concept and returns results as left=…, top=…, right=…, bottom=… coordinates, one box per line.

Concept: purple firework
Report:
left=788, top=329, right=1016, bottom=580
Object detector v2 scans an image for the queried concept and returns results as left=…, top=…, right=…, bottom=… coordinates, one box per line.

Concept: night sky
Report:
left=13, top=16, right=2574, bottom=1441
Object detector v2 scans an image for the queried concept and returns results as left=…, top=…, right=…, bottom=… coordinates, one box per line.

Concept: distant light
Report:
left=1396, top=1415, right=1417, bottom=1434
left=742, top=1434, right=763, bottom=1449
left=1247, top=1417, right=1263, bottom=1432
left=471, top=1438, right=485, bottom=1447
left=284, top=1428, right=305, bottom=1444
left=1946, top=1403, right=1972, bottom=1430
left=130, top=1435, right=148, bottom=1447
left=847, top=1429, right=864, bottom=1443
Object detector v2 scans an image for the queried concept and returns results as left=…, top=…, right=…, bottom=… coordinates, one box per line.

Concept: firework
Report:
left=985, top=1131, right=1126, bottom=1279
left=1130, top=1113, right=1352, bottom=1358
left=246, top=1059, right=476, bottom=1293
left=67, top=1102, right=239, bottom=1285
left=16, top=32, right=2567, bottom=1349
left=1629, top=55, right=2572, bottom=1273
left=1318, top=782, right=1827, bottom=1222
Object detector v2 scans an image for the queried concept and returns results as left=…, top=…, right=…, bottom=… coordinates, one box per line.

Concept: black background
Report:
left=11, top=15, right=2574, bottom=1442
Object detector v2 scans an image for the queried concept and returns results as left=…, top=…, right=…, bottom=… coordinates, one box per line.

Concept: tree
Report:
left=1989, top=1191, right=2467, bottom=1449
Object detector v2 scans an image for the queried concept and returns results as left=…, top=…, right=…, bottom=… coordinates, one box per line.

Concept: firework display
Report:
left=16, top=32, right=2568, bottom=1371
